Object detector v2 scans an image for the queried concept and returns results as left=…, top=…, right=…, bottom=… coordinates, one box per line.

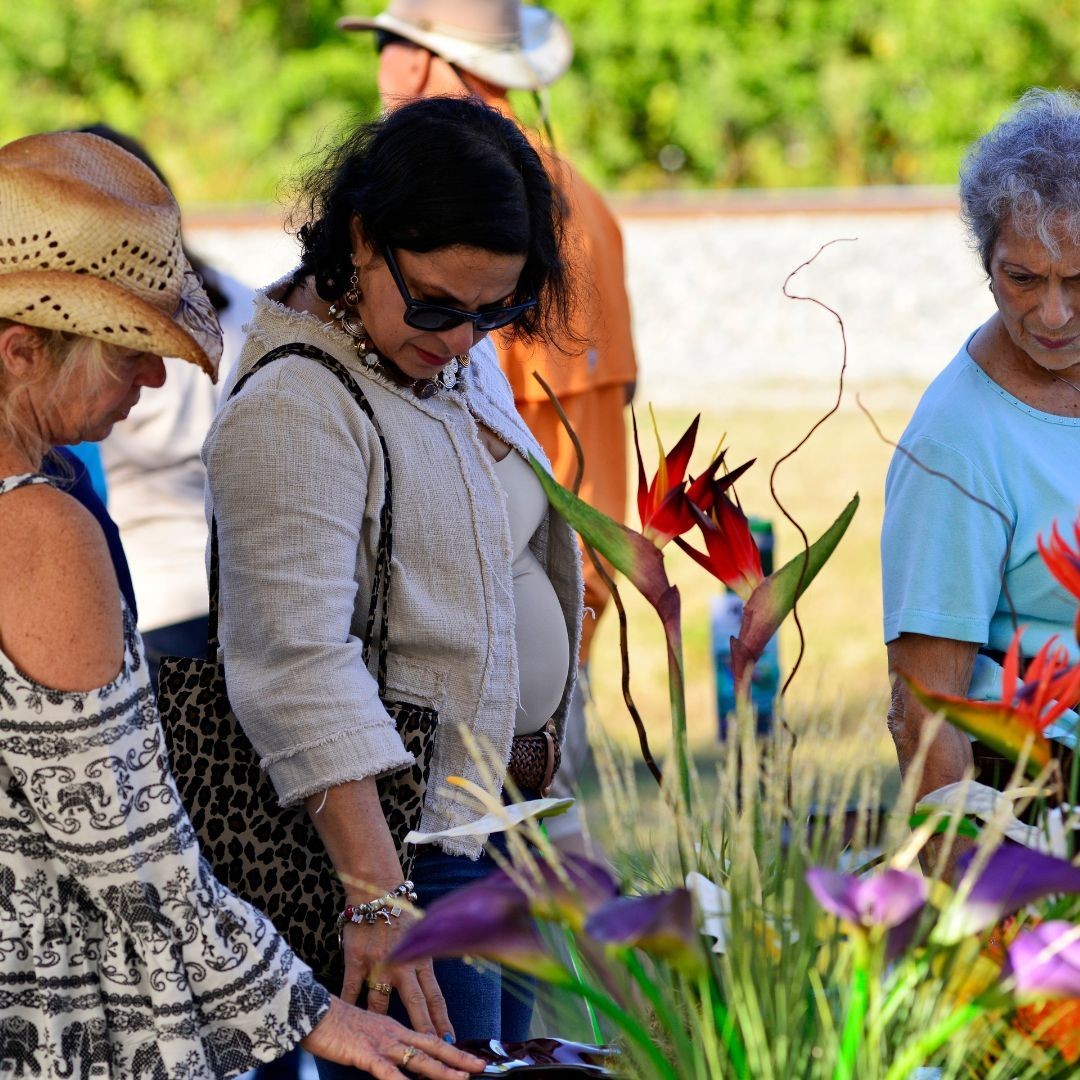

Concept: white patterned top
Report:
left=0, top=474, right=328, bottom=1079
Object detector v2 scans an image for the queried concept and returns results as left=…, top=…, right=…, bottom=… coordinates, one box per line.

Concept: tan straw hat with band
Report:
left=0, top=131, right=221, bottom=379
left=339, top=0, right=573, bottom=90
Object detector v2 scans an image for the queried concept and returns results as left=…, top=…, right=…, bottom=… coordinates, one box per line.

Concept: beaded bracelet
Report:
left=336, top=881, right=417, bottom=946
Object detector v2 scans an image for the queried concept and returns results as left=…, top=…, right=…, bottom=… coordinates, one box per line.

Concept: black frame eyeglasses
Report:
left=381, top=245, right=537, bottom=333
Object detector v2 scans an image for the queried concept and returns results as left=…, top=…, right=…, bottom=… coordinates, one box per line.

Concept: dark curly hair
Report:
left=291, top=96, right=574, bottom=345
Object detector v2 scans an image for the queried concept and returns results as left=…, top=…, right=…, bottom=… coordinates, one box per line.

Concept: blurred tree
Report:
left=0, top=0, right=379, bottom=203
left=540, top=0, right=1080, bottom=189
left=2, top=0, right=1079, bottom=199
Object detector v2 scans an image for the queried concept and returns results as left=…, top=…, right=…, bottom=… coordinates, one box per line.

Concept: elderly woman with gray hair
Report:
left=883, top=88, right=1080, bottom=823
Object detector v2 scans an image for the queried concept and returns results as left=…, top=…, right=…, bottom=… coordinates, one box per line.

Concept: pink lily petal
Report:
left=1006, top=921, right=1080, bottom=1000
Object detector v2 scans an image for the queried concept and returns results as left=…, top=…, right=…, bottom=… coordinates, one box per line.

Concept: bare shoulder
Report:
left=0, top=483, right=124, bottom=691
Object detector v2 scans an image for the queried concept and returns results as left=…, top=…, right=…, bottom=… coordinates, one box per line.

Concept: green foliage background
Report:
left=2, top=0, right=1079, bottom=202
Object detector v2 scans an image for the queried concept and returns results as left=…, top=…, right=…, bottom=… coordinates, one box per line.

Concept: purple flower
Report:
left=806, top=868, right=927, bottom=961
left=806, top=868, right=928, bottom=929
left=528, top=853, right=620, bottom=929
left=937, top=846, right=1080, bottom=942
left=389, top=870, right=561, bottom=977
left=390, top=856, right=618, bottom=979
left=1005, top=921, right=1080, bottom=1000
left=585, top=888, right=701, bottom=970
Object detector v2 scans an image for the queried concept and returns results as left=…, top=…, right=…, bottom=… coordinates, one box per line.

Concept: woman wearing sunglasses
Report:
left=202, top=97, right=582, bottom=1078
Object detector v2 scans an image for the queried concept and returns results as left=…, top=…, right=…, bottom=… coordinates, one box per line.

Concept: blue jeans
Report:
left=315, top=835, right=535, bottom=1080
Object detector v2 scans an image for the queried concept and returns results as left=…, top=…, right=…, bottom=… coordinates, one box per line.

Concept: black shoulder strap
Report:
left=209, top=342, right=393, bottom=694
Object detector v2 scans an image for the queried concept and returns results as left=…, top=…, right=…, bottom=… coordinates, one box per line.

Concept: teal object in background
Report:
left=712, top=517, right=780, bottom=738
left=64, top=443, right=108, bottom=504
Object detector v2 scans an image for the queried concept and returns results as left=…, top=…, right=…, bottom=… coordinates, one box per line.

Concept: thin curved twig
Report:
left=531, top=372, right=664, bottom=787
left=855, top=394, right=1017, bottom=630
left=585, top=543, right=664, bottom=786
left=773, top=238, right=857, bottom=698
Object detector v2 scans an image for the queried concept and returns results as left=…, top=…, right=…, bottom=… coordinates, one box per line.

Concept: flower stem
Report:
left=834, top=935, right=870, bottom=1080
left=562, top=926, right=603, bottom=1045
left=658, top=586, right=693, bottom=839
left=623, top=950, right=696, bottom=1067
left=882, top=1002, right=986, bottom=1080
left=555, top=975, right=680, bottom=1080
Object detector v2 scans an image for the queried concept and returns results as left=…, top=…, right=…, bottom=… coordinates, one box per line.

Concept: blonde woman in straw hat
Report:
left=0, top=131, right=484, bottom=1080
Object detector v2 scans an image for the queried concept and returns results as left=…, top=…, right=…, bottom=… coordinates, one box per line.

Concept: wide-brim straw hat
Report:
left=0, top=132, right=221, bottom=378
left=339, top=0, right=573, bottom=90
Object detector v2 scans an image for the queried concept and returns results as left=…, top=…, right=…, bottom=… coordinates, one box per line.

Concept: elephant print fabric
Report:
left=0, top=476, right=329, bottom=1078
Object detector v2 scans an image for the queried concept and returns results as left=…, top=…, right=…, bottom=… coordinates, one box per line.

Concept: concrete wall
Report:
left=188, top=201, right=991, bottom=410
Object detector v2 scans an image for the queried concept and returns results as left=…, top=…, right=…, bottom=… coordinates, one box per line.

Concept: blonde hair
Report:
left=0, top=320, right=120, bottom=455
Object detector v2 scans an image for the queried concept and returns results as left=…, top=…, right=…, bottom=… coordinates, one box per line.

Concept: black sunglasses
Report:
left=381, top=245, right=537, bottom=333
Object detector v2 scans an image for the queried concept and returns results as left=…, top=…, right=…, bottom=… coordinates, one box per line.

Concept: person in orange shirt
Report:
left=340, top=0, right=637, bottom=852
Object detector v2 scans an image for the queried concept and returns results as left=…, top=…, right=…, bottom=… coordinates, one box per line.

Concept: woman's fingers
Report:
left=380, top=1032, right=481, bottom=1075
left=396, top=968, right=438, bottom=1033
left=403, top=1029, right=483, bottom=1073
left=300, top=997, right=484, bottom=1077
left=397, top=1046, right=466, bottom=1078
left=416, top=961, right=454, bottom=1040
left=366, top=977, right=393, bottom=1016
left=340, top=944, right=369, bottom=1007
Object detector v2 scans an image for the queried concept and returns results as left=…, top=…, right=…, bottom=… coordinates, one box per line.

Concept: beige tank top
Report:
left=492, top=451, right=571, bottom=735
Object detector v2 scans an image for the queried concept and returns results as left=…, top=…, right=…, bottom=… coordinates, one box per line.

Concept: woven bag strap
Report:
left=209, top=342, right=394, bottom=694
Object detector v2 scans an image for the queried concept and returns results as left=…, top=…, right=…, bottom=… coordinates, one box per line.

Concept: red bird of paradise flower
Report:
left=1038, top=514, right=1080, bottom=644
left=632, top=403, right=760, bottom=590
left=633, top=405, right=752, bottom=549
left=679, top=493, right=764, bottom=601
left=905, top=630, right=1080, bottom=779
left=633, top=406, right=707, bottom=547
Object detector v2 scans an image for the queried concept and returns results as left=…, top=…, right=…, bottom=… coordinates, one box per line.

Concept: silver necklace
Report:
left=327, top=277, right=468, bottom=399
left=1053, top=371, right=1080, bottom=397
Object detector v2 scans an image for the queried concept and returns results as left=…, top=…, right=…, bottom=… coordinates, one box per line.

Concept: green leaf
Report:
left=528, top=453, right=672, bottom=609
left=736, top=493, right=860, bottom=666
left=907, top=811, right=981, bottom=839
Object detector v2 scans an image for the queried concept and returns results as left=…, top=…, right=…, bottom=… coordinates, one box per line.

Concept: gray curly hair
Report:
left=960, top=88, right=1080, bottom=274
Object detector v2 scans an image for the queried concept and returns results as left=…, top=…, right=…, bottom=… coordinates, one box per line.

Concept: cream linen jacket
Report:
left=202, top=281, right=583, bottom=858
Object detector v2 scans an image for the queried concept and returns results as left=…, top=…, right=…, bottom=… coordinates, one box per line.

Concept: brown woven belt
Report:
left=506, top=719, right=560, bottom=795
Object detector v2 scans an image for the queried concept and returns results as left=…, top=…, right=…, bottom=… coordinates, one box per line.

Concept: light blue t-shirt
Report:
left=881, top=337, right=1080, bottom=740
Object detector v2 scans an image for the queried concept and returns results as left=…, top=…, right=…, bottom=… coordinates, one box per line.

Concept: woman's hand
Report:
left=301, top=995, right=484, bottom=1078
left=303, top=779, right=452, bottom=1037
left=340, top=910, right=452, bottom=1039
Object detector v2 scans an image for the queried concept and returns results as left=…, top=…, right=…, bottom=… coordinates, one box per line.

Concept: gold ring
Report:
left=401, top=1045, right=417, bottom=1068
left=367, top=980, right=393, bottom=995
